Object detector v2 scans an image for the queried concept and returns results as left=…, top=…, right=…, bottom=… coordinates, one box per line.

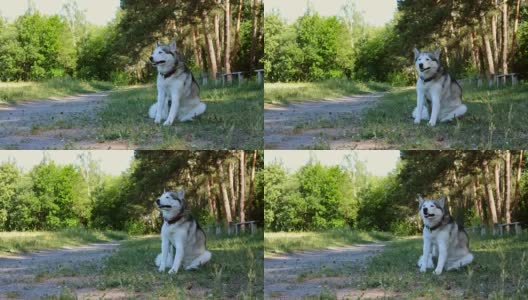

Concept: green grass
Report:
left=356, top=83, right=528, bottom=149
left=0, top=77, right=114, bottom=104
left=264, top=228, right=394, bottom=255
left=0, top=228, right=128, bottom=254
left=96, top=232, right=263, bottom=299
left=96, top=82, right=263, bottom=149
left=352, top=233, right=528, bottom=299
left=264, top=79, right=392, bottom=104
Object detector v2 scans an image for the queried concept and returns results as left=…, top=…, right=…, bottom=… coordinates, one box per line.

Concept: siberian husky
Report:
left=412, top=49, right=467, bottom=126
left=149, top=41, right=206, bottom=126
left=155, top=190, right=211, bottom=274
left=417, top=196, right=473, bottom=275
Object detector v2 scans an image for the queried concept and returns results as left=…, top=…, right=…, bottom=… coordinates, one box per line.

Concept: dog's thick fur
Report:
left=412, top=49, right=467, bottom=126
left=417, top=196, right=474, bottom=275
left=149, top=41, right=206, bottom=126
left=155, top=190, right=211, bottom=274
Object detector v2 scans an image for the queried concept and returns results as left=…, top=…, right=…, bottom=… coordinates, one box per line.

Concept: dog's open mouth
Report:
left=152, top=60, right=166, bottom=66
left=425, top=213, right=435, bottom=218
left=420, top=67, right=431, bottom=72
left=157, top=205, right=172, bottom=209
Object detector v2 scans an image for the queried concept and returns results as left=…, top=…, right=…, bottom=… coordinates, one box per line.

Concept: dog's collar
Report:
left=420, top=68, right=446, bottom=83
left=425, top=222, right=443, bottom=231
left=160, top=67, right=178, bottom=79
left=165, top=213, right=184, bottom=225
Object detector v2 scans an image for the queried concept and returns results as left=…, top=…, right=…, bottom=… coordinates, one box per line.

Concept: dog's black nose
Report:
left=149, top=56, right=154, bottom=62
left=419, top=63, right=424, bottom=69
left=156, top=199, right=160, bottom=205
left=423, top=207, right=428, bottom=214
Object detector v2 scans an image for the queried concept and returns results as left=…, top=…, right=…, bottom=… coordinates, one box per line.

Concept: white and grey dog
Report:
left=149, top=41, right=206, bottom=126
left=155, top=189, right=211, bottom=274
left=417, top=196, right=473, bottom=275
left=412, top=49, right=467, bottom=126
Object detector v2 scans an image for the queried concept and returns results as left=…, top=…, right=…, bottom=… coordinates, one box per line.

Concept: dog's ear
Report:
left=169, top=41, right=177, bottom=52
left=418, top=195, right=424, bottom=207
left=433, top=49, right=441, bottom=60
left=437, top=196, right=446, bottom=209
left=176, top=188, right=185, bottom=200
left=413, top=48, right=420, bottom=59
left=156, top=41, right=160, bottom=48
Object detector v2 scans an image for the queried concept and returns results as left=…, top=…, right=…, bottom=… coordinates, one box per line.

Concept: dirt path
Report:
left=264, top=242, right=388, bottom=299
left=0, top=242, right=123, bottom=299
left=0, top=92, right=130, bottom=149
left=264, top=93, right=388, bottom=149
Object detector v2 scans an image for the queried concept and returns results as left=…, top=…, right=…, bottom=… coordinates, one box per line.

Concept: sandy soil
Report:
left=264, top=242, right=391, bottom=299
left=264, top=93, right=389, bottom=149
left=0, top=242, right=127, bottom=299
left=0, top=92, right=131, bottom=149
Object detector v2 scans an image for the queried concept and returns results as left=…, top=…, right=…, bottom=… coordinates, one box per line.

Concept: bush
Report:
left=124, top=220, right=147, bottom=235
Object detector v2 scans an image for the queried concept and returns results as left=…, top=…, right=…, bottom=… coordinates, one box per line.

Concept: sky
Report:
left=0, top=150, right=134, bottom=175
left=0, top=0, right=120, bottom=25
left=264, top=0, right=397, bottom=27
left=264, top=150, right=400, bottom=176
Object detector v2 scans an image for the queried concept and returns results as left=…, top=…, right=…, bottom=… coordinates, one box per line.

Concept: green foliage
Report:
left=0, top=162, right=20, bottom=230
left=264, top=12, right=354, bottom=82
left=265, top=157, right=366, bottom=232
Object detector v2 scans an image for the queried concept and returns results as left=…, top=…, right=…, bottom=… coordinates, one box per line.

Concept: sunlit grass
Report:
left=0, top=77, right=114, bottom=104
left=0, top=227, right=128, bottom=254
left=265, top=228, right=394, bottom=255
left=264, top=79, right=392, bottom=104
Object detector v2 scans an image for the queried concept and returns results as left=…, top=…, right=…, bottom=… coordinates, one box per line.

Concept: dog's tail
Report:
left=148, top=103, right=157, bottom=119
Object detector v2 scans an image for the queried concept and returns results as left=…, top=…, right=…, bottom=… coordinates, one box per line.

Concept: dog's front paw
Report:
left=433, top=268, right=443, bottom=275
left=428, top=120, right=436, bottom=127
left=158, top=266, right=166, bottom=272
left=168, top=267, right=179, bottom=274
left=155, top=117, right=162, bottom=124
left=414, top=118, right=421, bottom=124
left=163, top=119, right=173, bottom=126
left=419, top=266, right=427, bottom=273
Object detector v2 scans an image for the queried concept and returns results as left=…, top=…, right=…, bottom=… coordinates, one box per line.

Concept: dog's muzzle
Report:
left=149, top=57, right=166, bottom=66
left=156, top=199, right=171, bottom=209
left=423, top=208, right=435, bottom=218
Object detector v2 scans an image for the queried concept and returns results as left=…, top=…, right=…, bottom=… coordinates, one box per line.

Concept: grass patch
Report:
left=97, top=232, right=263, bottom=299
left=264, top=228, right=394, bottom=255
left=264, top=79, right=392, bottom=104
left=0, top=227, right=128, bottom=254
left=356, top=233, right=528, bottom=298
left=97, top=82, right=263, bottom=149
left=357, top=83, right=528, bottom=149
left=0, top=77, right=114, bottom=104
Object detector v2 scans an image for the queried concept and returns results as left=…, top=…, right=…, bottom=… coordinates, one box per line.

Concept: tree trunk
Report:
left=232, top=0, right=244, bottom=60
left=505, top=150, right=512, bottom=224
left=472, top=180, right=482, bottom=223
left=501, top=0, right=509, bottom=80
left=228, top=161, right=236, bottom=218
left=217, top=161, right=232, bottom=223
left=483, top=159, right=498, bottom=225
left=511, top=0, right=522, bottom=62
left=224, top=0, right=232, bottom=81
left=480, top=11, right=496, bottom=76
left=239, top=150, right=246, bottom=226
left=249, top=0, right=259, bottom=70
left=201, top=7, right=218, bottom=79
left=491, top=0, right=499, bottom=69
left=513, top=150, right=524, bottom=212
left=470, top=31, right=481, bottom=72
left=192, top=27, right=203, bottom=70
left=205, top=177, right=214, bottom=217
left=493, top=161, right=502, bottom=221
left=213, top=1, right=222, bottom=72
left=247, top=150, right=258, bottom=214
